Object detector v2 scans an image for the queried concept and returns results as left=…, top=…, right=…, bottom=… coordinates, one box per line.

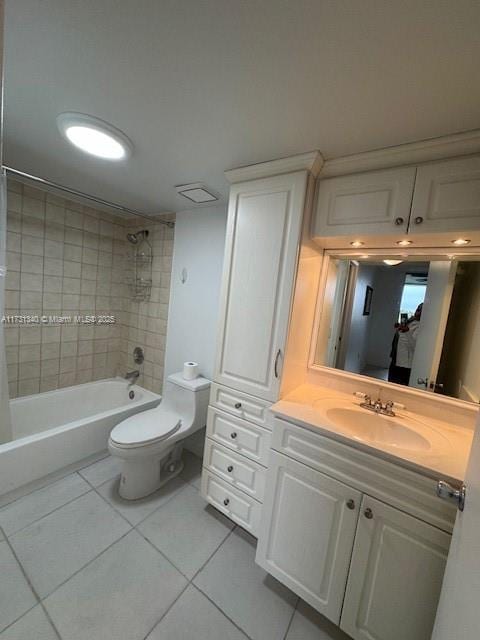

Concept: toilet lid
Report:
left=110, top=408, right=182, bottom=448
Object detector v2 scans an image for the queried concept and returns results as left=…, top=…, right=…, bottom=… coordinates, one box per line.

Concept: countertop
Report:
left=271, top=384, right=474, bottom=484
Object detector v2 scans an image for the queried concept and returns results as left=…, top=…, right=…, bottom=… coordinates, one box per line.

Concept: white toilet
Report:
left=108, top=373, right=210, bottom=500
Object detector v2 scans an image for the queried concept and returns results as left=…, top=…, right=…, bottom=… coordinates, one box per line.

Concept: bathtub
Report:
left=0, top=378, right=161, bottom=496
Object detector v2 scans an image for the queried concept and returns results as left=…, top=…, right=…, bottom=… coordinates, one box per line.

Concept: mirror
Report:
left=314, top=255, right=480, bottom=403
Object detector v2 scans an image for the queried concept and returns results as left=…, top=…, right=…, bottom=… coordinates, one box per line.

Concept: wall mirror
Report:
left=313, top=252, right=480, bottom=404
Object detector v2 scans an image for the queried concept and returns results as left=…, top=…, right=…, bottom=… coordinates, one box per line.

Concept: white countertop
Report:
left=271, top=384, right=474, bottom=483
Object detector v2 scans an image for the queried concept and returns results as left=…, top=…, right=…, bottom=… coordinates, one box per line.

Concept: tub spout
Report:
left=125, top=370, right=140, bottom=387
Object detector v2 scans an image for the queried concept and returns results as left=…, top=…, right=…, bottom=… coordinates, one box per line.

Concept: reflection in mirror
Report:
left=314, top=256, right=480, bottom=403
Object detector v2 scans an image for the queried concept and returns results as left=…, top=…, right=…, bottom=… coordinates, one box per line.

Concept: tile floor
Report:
left=0, top=451, right=351, bottom=640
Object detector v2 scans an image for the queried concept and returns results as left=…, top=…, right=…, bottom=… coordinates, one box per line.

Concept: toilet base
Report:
left=118, top=442, right=184, bottom=500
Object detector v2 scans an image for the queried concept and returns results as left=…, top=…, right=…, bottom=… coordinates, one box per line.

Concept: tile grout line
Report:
left=282, top=596, right=300, bottom=640
left=39, top=601, right=63, bottom=640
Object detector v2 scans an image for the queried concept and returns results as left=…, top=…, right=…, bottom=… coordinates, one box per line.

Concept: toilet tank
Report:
left=163, top=373, right=211, bottom=432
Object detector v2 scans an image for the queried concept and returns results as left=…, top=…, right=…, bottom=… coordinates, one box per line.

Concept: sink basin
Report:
left=325, top=407, right=431, bottom=452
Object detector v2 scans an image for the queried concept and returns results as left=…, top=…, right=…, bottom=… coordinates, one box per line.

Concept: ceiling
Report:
left=4, top=0, right=480, bottom=214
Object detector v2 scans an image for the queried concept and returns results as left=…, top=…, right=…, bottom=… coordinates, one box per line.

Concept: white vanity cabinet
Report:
left=313, top=166, right=416, bottom=238
left=255, top=417, right=455, bottom=640
left=313, top=154, right=480, bottom=242
left=213, top=171, right=308, bottom=401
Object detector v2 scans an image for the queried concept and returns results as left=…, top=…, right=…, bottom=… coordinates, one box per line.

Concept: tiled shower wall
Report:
left=4, top=179, right=174, bottom=398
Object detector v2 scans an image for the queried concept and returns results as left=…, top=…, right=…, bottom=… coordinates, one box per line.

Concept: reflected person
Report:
left=388, top=303, right=423, bottom=385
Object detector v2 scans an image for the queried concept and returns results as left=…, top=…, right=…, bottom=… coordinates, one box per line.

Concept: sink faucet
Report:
left=355, top=393, right=396, bottom=417
left=125, top=370, right=140, bottom=387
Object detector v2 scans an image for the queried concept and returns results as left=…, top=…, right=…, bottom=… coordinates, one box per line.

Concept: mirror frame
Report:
left=308, top=246, right=480, bottom=406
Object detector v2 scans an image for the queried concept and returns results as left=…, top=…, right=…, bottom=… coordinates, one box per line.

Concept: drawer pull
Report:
left=230, top=432, right=238, bottom=439
left=394, top=217, right=404, bottom=225
left=364, top=507, right=373, bottom=519
left=234, top=402, right=242, bottom=409
left=346, top=499, right=356, bottom=510
left=223, top=498, right=230, bottom=506
left=227, top=465, right=234, bottom=473
left=414, top=216, right=424, bottom=224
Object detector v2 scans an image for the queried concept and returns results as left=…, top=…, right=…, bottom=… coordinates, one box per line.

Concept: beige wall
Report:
left=4, top=179, right=173, bottom=398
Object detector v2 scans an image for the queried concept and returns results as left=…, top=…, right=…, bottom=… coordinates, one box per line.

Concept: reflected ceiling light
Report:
left=396, top=239, right=412, bottom=246
left=56, top=112, right=132, bottom=160
left=350, top=240, right=364, bottom=247
left=383, top=259, right=403, bottom=266
left=451, top=238, right=471, bottom=246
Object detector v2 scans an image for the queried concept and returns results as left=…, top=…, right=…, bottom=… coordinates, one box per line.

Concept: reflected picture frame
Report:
left=363, top=285, right=373, bottom=315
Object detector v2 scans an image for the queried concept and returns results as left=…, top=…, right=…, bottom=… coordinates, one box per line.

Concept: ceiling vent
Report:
left=175, top=183, right=218, bottom=204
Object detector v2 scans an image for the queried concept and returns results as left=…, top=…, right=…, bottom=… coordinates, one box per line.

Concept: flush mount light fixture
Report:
left=451, top=238, right=471, bottom=246
left=350, top=241, right=364, bottom=247
left=56, top=112, right=133, bottom=160
left=396, top=239, right=413, bottom=246
left=383, top=259, right=403, bottom=266
left=175, top=183, right=219, bottom=204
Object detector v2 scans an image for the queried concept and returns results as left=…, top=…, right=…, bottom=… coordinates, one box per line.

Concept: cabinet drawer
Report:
left=207, top=406, right=271, bottom=466
left=272, top=417, right=456, bottom=532
left=201, top=469, right=262, bottom=536
left=203, top=438, right=266, bottom=502
left=209, top=383, right=272, bottom=430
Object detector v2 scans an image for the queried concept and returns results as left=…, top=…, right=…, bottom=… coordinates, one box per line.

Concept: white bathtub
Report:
left=0, top=378, right=161, bottom=496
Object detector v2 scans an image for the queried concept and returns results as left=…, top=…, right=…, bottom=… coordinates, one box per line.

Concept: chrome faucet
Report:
left=355, top=393, right=396, bottom=417
left=125, top=370, right=140, bottom=387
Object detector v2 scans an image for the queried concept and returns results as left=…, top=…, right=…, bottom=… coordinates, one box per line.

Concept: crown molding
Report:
left=320, top=129, right=480, bottom=178
left=225, top=150, right=323, bottom=183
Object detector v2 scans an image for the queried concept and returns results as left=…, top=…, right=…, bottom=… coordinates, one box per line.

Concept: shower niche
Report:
left=127, top=230, right=153, bottom=301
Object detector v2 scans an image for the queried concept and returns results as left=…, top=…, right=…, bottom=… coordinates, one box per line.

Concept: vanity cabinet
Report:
left=313, top=154, right=480, bottom=242
left=256, top=417, right=455, bottom=640
left=213, top=171, right=308, bottom=401
left=341, top=495, right=450, bottom=640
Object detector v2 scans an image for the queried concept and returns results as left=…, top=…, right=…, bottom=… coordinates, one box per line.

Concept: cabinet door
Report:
left=214, top=172, right=307, bottom=401
left=313, top=167, right=416, bottom=239
left=255, top=451, right=361, bottom=624
left=410, top=155, right=480, bottom=235
left=341, top=496, right=451, bottom=640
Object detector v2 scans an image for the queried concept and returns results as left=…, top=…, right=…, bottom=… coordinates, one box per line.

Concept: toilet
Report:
left=109, top=373, right=210, bottom=500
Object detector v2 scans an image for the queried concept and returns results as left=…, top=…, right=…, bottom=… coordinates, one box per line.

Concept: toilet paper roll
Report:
left=183, top=362, right=199, bottom=380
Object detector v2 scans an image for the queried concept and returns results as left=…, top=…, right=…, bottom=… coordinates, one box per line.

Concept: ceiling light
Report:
left=175, top=183, right=219, bottom=204
left=451, top=238, right=471, bottom=246
left=57, top=112, right=132, bottom=160
left=396, top=240, right=412, bottom=246
left=383, top=259, right=403, bottom=266
left=350, top=241, right=364, bottom=248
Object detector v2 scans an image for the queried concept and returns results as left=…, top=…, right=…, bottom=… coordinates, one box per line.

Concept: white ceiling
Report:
left=4, top=0, right=480, bottom=214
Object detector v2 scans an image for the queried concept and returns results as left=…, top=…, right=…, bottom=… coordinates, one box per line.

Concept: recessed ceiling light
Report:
left=451, top=238, right=471, bottom=246
left=383, top=259, right=403, bottom=266
left=57, top=112, right=132, bottom=160
left=350, top=241, right=364, bottom=247
left=175, top=183, right=219, bottom=204
left=396, top=240, right=412, bottom=246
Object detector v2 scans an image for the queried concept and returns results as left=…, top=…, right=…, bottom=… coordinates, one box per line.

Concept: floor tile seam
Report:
left=1, top=482, right=93, bottom=539
left=39, top=528, right=133, bottom=603
left=188, top=524, right=236, bottom=583
left=39, top=601, right=63, bottom=640
left=133, top=525, right=194, bottom=582
left=282, top=596, right=300, bottom=640
left=139, top=581, right=191, bottom=640
left=190, top=581, right=255, bottom=640
left=82, top=477, right=136, bottom=529
left=0, top=602, right=39, bottom=637
left=1, top=528, right=42, bottom=602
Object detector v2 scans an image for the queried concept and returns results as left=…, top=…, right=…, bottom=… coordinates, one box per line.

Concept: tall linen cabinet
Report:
left=201, top=154, right=321, bottom=535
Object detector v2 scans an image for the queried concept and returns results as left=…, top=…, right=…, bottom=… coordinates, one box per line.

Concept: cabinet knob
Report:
left=364, top=507, right=373, bottom=519
left=230, top=432, right=238, bottom=439
left=394, top=217, right=404, bottom=226
left=234, top=402, right=242, bottom=409
left=227, top=465, right=234, bottom=473
left=346, top=499, right=356, bottom=510
left=223, top=498, right=230, bottom=506
left=414, top=216, right=424, bottom=224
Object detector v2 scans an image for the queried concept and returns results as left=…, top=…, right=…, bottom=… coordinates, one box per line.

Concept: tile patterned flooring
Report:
left=0, top=452, right=351, bottom=640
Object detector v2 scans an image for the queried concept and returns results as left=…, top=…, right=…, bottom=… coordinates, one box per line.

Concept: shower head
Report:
left=126, top=229, right=148, bottom=244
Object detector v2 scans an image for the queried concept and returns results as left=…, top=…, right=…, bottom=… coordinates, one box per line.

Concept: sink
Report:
left=325, top=407, right=431, bottom=452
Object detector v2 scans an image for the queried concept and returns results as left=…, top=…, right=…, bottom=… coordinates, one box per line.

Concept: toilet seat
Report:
left=110, top=408, right=181, bottom=449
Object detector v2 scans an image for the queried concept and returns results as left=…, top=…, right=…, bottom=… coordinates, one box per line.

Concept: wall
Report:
left=164, top=206, right=227, bottom=382
left=343, top=264, right=375, bottom=374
